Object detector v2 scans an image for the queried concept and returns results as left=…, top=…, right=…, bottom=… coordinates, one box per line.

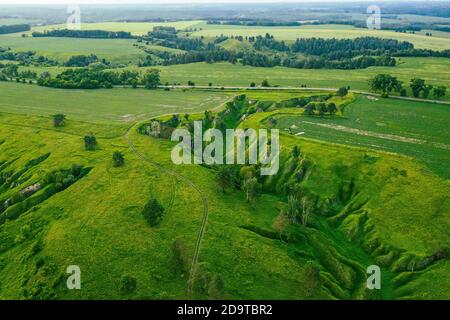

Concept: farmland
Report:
left=0, top=1, right=449, bottom=302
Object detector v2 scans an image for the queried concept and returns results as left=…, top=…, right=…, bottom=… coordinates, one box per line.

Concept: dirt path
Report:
left=124, top=123, right=209, bottom=300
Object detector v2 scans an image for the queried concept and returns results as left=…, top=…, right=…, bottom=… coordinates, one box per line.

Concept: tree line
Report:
left=37, top=68, right=160, bottom=89
left=0, top=24, right=30, bottom=35
left=369, top=74, right=447, bottom=99
left=32, top=29, right=133, bottom=39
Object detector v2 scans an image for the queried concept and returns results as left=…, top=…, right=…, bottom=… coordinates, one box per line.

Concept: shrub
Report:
left=52, top=114, right=66, bottom=127
left=84, top=135, right=97, bottom=150
left=120, top=275, right=137, bottom=295
left=142, top=198, right=165, bottom=227
left=112, top=151, right=125, bottom=167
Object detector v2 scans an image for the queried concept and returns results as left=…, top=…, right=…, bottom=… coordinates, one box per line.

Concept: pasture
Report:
left=0, top=82, right=230, bottom=125
left=0, top=35, right=144, bottom=64
left=274, top=95, right=450, bottom=178
left=29, top=20, right=205, bottom=35
left=154, top=57, right=450, bottom=99
left=193, top=23, right=450, bottom=50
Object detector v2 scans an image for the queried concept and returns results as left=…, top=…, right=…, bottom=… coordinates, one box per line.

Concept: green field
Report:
left=0, top=89, right=448, bottom=299
left=0, top=82, right=229, bottom=125
left=0, top=35, right=144, bottom=64
left=273, top=95, right=450, bottom=178
left=155, top=58, right=450, bottom=99
left=193, top=23, right=450, bottom=50
left=30, top=21, right=205, bottom=35
left=0, top=10, right=449, bottom=301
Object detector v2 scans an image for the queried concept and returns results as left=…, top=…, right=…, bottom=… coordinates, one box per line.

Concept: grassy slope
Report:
left=0, top=91, right=448, bottom=300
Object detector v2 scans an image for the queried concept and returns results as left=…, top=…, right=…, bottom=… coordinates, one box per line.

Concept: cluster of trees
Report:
left=207, top=19, right=303, bottom=27
left=65, top=54, right=108, bottom=67
left=32, top=29, right=133, bottom=39
left=144, top=26, right=205, bottom=51
left=37, top=68, right=160, bottom=89
left=410, top=78, right=447, bottom=99
left=291, top=37, right=412, bottom=59
left=0, top=24, right=30, bottom=35
left=369, top=74, right=447, bottom=98
left=0, top=47, right=58, bottom=66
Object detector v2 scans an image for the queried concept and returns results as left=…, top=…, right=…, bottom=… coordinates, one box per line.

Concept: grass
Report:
left=0, top=71, right=448, bottom=300
left=273, top=95, right=450, bottom=178
left=0, top=82, right=230, bottom=126
left=151, top=58, right=450, bottom=100
left=0, top=35, right=145, bottom=64
left=30, top=21, right=205, bottom=36
left=194, top=22, right=450, bottom=50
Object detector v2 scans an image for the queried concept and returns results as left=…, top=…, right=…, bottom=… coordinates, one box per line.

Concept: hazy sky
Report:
left=0, top=0, right=403, bottom=4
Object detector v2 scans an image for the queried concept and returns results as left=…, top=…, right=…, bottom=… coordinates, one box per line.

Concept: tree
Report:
left=318, top=102, right=327, bottom=116
left=261, top=79, right=270, bottom=87
left=433, top=86, right=447, bottom=99
left=52, top=114, right=66, bottom=127
left=410, top=78, right=426, bottom=98
left=301, top=197, right=312, bottom=226
left=172, top=238, right=189, bottom=274
left=291, top=146, right=301, bottom=159
left=272, top=212, right=288, bottom=241
left=216, top=166, right=232, bottom=193
left=286, top=195, right=300, bottom=223
left=304, top=103, right=316, bottom=115
left=369, top=74, right=403, bottom=94
left=422, top=85, right=433, bottom=99
left=327, top=102, right=337, bottom=115
left=142, top=198, right=165, bottom=227
left=242, top=177, right=260, bottom=204
left=250, top=82, right=256, bottom=87
left=84, top=135, right=97, bottom=150
left=142, top=69, right=160, bottom=89
left=336, top=86, right=348, bottom=97
left=188, top=80, right=195, bottom=86
left=112, top=151, right=125, bottom=167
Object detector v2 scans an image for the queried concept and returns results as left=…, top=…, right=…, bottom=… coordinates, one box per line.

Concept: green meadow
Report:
left=274, top=95, right=450, bottom=178
left=193, top=23, right=450, bottom=50
left=0, top=89, right=448, bottom=299
left=154, top=58, right=450, bottom=99
left=0, top=35, right=144, bottom=64
left=0, top=82, right=229, bottom=125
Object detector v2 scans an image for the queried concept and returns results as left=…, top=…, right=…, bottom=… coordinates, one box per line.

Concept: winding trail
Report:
left=124, top=123, right=209, bottom=300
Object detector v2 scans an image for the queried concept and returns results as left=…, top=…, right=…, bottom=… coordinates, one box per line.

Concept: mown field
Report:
left=0, top=89, right=448, bottom=300
left=155, top=58, right=450, bottom=99
left=273, top=95, right=450, bottom=178
left=0, top=82, right=229, bottom=126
